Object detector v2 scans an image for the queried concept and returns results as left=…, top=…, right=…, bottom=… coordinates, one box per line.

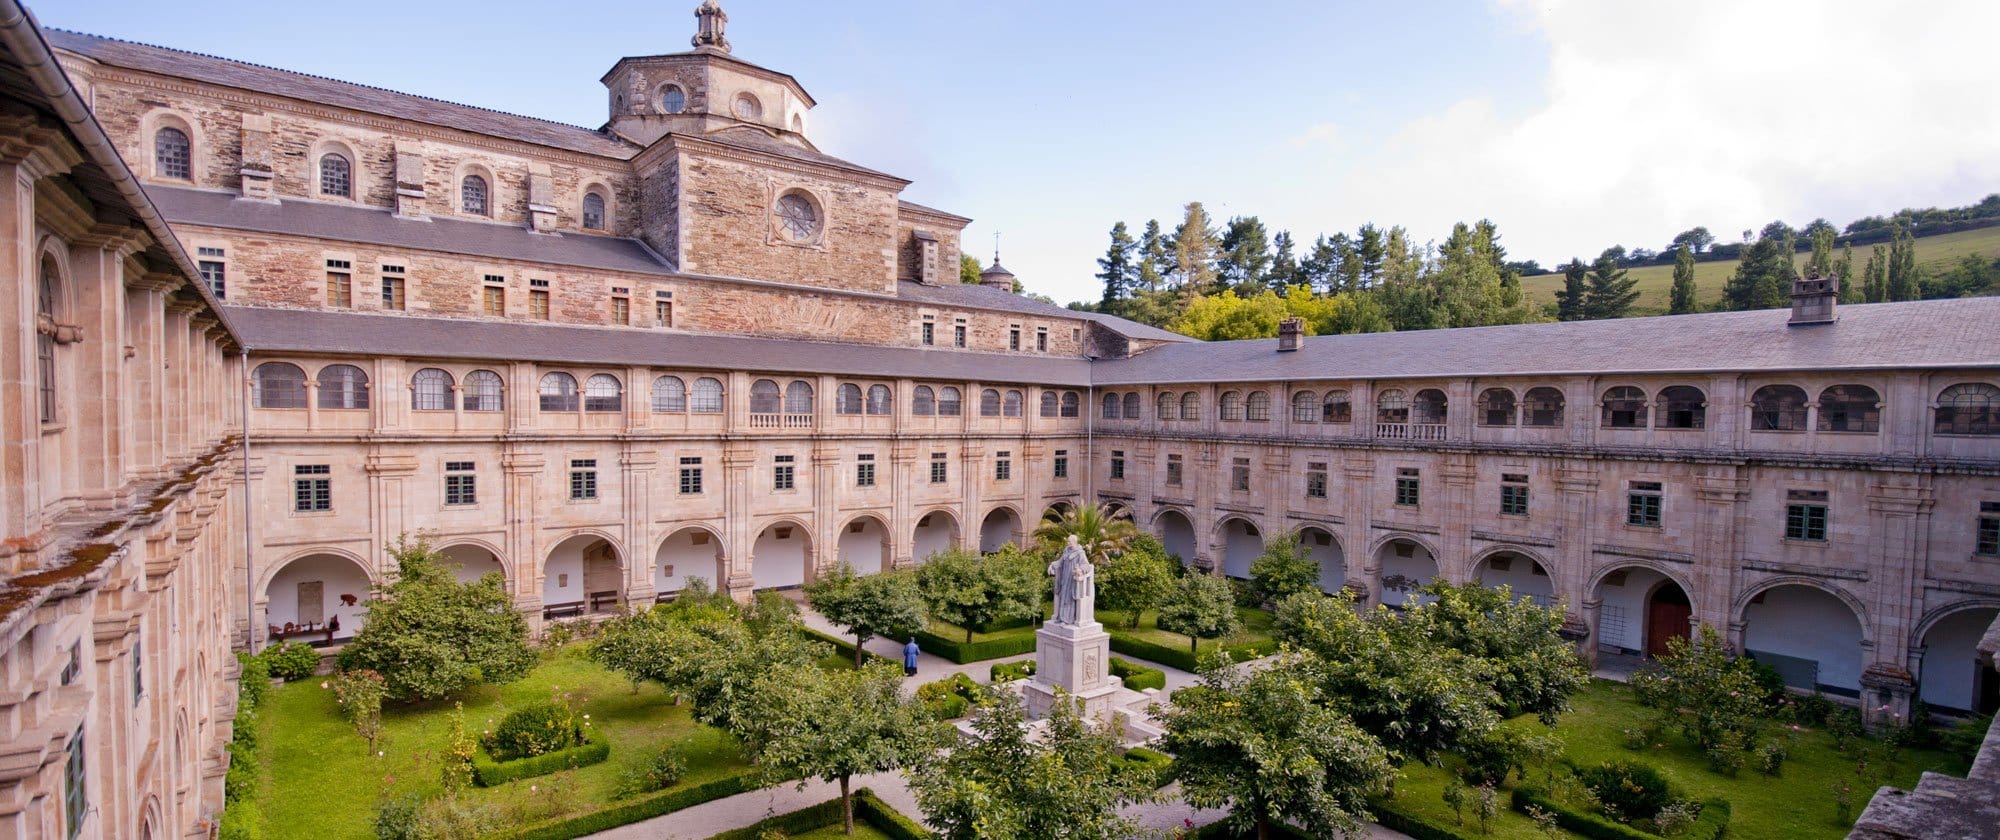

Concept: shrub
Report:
left=1827, top=706, right=1864, bottom=747
left=1757, top=740, right=1788, bottom=776
left=235, top=651, right=271, bottom=709
left=1791, top=691, right=1835, bottom=726
left=989, top=659, right=1036, bottom=683
left=1108, top=657, right=1166, bottom=691
left=1247, top=533, right=1319, bottom=605
left=471, top=731, right=610, bottom=787
left=915, top=672, right=980, bottom=720
left=1653, top=801, right=1699, bottom=836
left=1576, top=761, right=1673, bottom=821
left=483, top=702, right=585, bottom=762
left=1943, top=713, right=1994, bottom=764
left=1108, top=628, right=1277, bottom=672
left=262, top=641, right=320, bottom=682
left=1703, top=729, right=1747, bottom=775
left=373, top=794, right=424, bottom=840
left=614, top=745, right=686, bottom=798
left=1512, top=786, right=1731, bottom=840
left=503, top=770, right=760, bottom=840
left=913, top=625, right=1038, bottom=663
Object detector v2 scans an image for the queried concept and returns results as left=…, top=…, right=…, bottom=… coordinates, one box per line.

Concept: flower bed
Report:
left=473, top=730, right=611, bottom=787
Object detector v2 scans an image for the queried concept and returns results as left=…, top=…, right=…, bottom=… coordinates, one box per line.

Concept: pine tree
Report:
left=1355, top=224, right=1386, bottom=288
left=1094, top=221, right=1136, bottom=315
left=1331, top=232, right=1361, bottom=293
left=1835, top=244, right=1858, bottom=304
left=1299, top=234, right=1339, bottom=293
left=1581, top=248, right=1640, bottom=320
left=1171, top=202, right=1220, bottom=297
left=1555, top=259, right=1588, bottom=321
left=1268, top=230, right=1298, bottom=290
left=1217, top=216, right=1273, bottom=293
left=1668, top=244, right=1698, bottom=314
left=1863, top=246, right=1888, bottom=302
left=1136, top=219, right=1169, bottom=291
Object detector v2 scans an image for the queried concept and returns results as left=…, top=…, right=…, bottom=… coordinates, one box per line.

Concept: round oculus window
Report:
left=660, top=86, right=686, bottom=114
left=775, top=193, right=818, bottom=241
left=733, top=92, right=763, bottom=121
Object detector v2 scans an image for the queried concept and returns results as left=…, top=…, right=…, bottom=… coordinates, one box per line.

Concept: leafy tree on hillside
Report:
left=1156, top=573, right=1241, bottom=653
left=1670, top=226, right=1716, bottom=254
left=1836, top=243, right=1859, bottom=304
left=1171, top=202, right=1222, bottom=296
left=1554, top=258, right=1588, bottom=321
left=1354, top=224, right=1387, bottom=288
left=1218, top=215, right=1274, bottom=294
left=740, top=660, right=931, bottom=835
left=1806, top=222, right=1836, bottom=277
left=1094, top=221, right=1135, bottom=315
left=908, top=689, right=1152, bottom=840
left=1863, top=245, right=1889, bottom=302
left=1095, top=535, right=1177, bottom=629
left=1582, top=248, right=1640, bottom=319
left=915, top=547, right=1042, bottom=642
left=1247, top=531, right=1320, bottom=604
left=1721, top=233, right=1787, bottom=311
left=1923, top=254, right=2000, bottom=299
left=1668, top=244, right=1699, bottom=314
left=1887, top=222, right=1920, bottom=301
left=334, top=536, right=535, bottom=702
left=805, top=563, right=928, bottom=668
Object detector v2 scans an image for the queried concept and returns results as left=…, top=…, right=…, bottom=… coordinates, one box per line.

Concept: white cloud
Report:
left=1286, top=121, right=1342, bottom=149
left=1336, top=0, right=2000, bottom=262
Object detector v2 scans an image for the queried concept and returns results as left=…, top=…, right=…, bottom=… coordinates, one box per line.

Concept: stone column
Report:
left=1439, top=455, right=1478, bottom=582
left=621, top=447, right=658, bottom=604
left=502, top=450, right=546, bottom=622
left=723, top=443, right=758, bottom=599
left=1557, top=465, right=1603, bottom=656
left=1864, top=475, right=1934, bottom=725
left=889, top=441, right=917, bottom=568
left=1341, top=457, right=1377, bottom=602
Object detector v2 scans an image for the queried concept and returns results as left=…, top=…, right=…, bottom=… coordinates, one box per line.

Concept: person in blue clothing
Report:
left=903, top=637, right=920, bottom=677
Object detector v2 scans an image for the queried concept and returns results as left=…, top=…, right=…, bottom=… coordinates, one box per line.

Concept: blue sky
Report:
left=40, top=1, right=2000, bottom=304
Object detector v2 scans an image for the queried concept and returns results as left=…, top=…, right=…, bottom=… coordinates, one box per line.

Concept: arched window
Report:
left=461, top=174, right=489, bottom=216
left=462, top=370, right=504, bottom=411
left=1158, top=392, right=1176, bottom=422
left=252, top=362, right=307, bottom=409
left=982, top=389, right=1003, bottom=417
left=1180, top=392, right=1200, bottom=421
left=539, top=372, right=579, bottom=412
left=938, top=386, right=963, bottom=417
left=912, top=385, right=936, bottom=416
left=750, top=379, right=781, bottom=413
left=1004, top=390, right=1024, bottom=417
left=1817, top=385, right=1880, bottom=433
left=1657, top=386, right=1706, bottom=429
left=652, top=376, right=687, bottom=412
left=1376, top=389, right=1409, bottom=424
left=1219, top=391, right=1244, bottom=421
left=317, top=364, right=370, bottom=409
left=1522, top=387, right=1565, bottom=427
left=584, top=374, right=622, bottom=412
left=318, top=152, right=351, bottom=198
left=1246, top=391, right=1271, bottom=422
left=154, top=127, right=190, bottom=180
left=36, top=256, right=58, bottom=422
left=582, top=192, right=607, bottom=231
left=734, top=92, right=763, bottom=121
left=867, top=385, right=892, bottom=415
left=1477, top=388, right=1516, bottom=426
left=1040, top=391, right=1059, bottom=418
left=1292, top=391, right=1318, bottom=423
left=1102, top=392, right=1120, bottom=419
left=1122, top=393, right=1141, bottom=419
left=1060, top=391, right=1080, bottom=418
left=836, top=383, right=864, bottom=415
left=1322, top=390, right=1352, bottom=423
left=784, top=380, right=814, bottom=414
left=1749, top=385, right=1809, bottom=431
left=1935, top=383, right=2000, bottom=436
left=411, top=368, right=453, bottom=411
left=1412, top=389, right=1447, bottom=425
left=691, top=377, right=724, bottom=413
left=1601, top=386, right=1648, bottom=428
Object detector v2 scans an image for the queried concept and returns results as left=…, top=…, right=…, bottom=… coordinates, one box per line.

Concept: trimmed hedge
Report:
left=1511, top=786, right=1731, bottom=840
left=804, top=627, right=896, bottom=666
left=704, top=788, right=926, bottom=840
left=472, top=730, right=610, bottom=787
left=989, top=659, right=1035, bottom=683
left=1370, top=800, right=1486, bottom=840
left=501, top=770, right=761, bottom=840
left=914, top=626, right=1037, bottom=664
left=1110, top=657, right=1166, bottom=691
left=1191, top=819, right=1312, bottom=839
left=1107, top=633, right=1278, bottom=673
left=853, top=788, right=930, bottom=840
left=1121, top=746, right=1176, bottom=787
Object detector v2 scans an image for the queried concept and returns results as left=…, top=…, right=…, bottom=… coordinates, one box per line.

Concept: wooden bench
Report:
left=542, top=601, right=585, bottom=620
left=268, top=623, right=336, bottom=647
left=588, top=590, right=621, bottom=613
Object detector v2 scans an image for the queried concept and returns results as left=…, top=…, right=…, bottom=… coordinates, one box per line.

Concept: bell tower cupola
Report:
left=601, top=1, right=816, bottom=148
left=692, top=0, right=730, bottom=52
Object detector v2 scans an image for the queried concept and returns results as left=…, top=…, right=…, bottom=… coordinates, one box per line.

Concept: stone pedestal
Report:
left=1021, top=619, right=1122, bottom=721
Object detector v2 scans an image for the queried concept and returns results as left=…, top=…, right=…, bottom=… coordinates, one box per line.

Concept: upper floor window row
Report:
left=409, top=367, right=505, bottom=412
left=911, top=386, right=964, bottom=417
left=1100, top=391, right=1144, bottom=420
left=835, top=383, right=895, bottom=416
left=1038, top=390, right=1081, bottom=418
left=750, top=379, right=816, bottom=415
left=252, top=362, right=370, bottom=409
left=537, top=372, right=623, bottom=413
left=979, top=388, right=1025, bottom=418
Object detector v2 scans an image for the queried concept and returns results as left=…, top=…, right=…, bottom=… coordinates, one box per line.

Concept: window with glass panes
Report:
left=483, top=277, right=506, bottom=317
left=1627, top=481, right=1663, bottom=527
left=294, top=464, right=331, bottom=512
left=529, top=280, right=550, bottom=320
left=773, top=454, right=795, bottom=490
left=921, top=317, right=935, bottom=346
left=381, top=264, right=406, bottom=310
left=857, top=453, right=876, bottom=487
left=326, top=259, right=352, bottom=307
left=995, top=451, right=1011, bottom=481
left=611, top=289, right=630, bottom=325
left=1785, top=490, right=1829, bottom=541
left=679, top=457, right=703, bottom=494
left=953, top=320, right=967, bottom=347
left=445, top=461, right=476, bottom=505
left=1008, top=326, right=1020, bottom=350
left=1053, top=449, right=1068, bottom=479
left=1110, top=450, right=1125, bottom=481
left=656, top=291, right=674, bottom=326
left=1978, top=502, right=2000, bottom=556
left=1166, top=453, right=1183, bottom=486
left=1306, top=461, right=1327, bottom=498
left=569, top=459, right=598, bottom=500
left=64, top=726, right=85, bottom=840
left=197, top=246, right=226, bottom=297
left=1501, top=473, right=1530, bottom=516
left=931, top=452, right=948, bottom=484
left=1036, top=328, right=1048, bottom=352
left=1394, top=468, right=1420, bottom=507
left=1232, top=457, right=1251, bottom=492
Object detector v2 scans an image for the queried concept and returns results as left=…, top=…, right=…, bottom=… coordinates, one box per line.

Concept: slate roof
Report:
left=687, top=126, right=899, bottom=181
left=224, top=305, right=1095, bottom=386
left=1091, top=298, right=2000, bottom=386
left=891, top=280, right=1191, bottom=345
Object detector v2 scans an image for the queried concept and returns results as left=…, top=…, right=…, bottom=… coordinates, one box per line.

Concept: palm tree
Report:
left=1032, top=502, right=1138, bottom=564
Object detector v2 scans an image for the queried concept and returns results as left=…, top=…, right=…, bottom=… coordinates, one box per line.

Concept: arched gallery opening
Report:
left=979, top=507, right=1022, bottom=553
left=1155, top=509, right=1197, bottom=567
left=1593, top=566, right=1691, bottom=658
left=1917, top=606, right=2000, bottom=714
left=1219, top=517, right=1263, bottom=579
left=1376, top=538, right=1439, bottom=608
left=1474, top=551, right=1556, bottom=608
left=1044, top=500, right=1075, bottom=521
left=543, top=535, right=624, bottom=616
left=1742, top=584, right=1865, bottom=695
left=838, top=515, right=890, bottom=576
left=752, top=521, right=810, bottom=590
left=656, top=527, right=725, bottom=596
left=911, top=511, right=958, bottom=565
left=264, top=553, right=371, bottom=644
left=1299, top=527, right=1346, bottom=594
left=438, top=543, right=505, bottom=585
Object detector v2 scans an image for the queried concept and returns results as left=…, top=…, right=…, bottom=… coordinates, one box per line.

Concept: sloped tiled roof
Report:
left=892, top=280, right=1191, bottom=345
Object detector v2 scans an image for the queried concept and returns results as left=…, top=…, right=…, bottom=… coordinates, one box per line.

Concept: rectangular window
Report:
left=1785, top=489, right=1829, bottom=541
left=293, top=464, right=331, bottom=512
left=857, top=453, right=877, bottom=487
left=197, top=246, right=226, bottom=298
left=530, top=289, right=550, bottom=320
left=1394, top=467, right=1420, bottom=507
left=611, top=296, right=630, bottom=325
left=569, top=459, right=598, bottom=501
left=1036, top=327, right=1049, bottom=352
left=1306, top=461, right=1328, bottom=499
left=655, top=298, right=673, bottom=327
left=380, top=264, right=406, bottom=310
left=1233, top=457, right=1252, bottom=492
left=1053, top=449, right=1069, bottom=479
left=954, top=321, right=967, bottom=348
left=1627, top=481, right=1663, bottom=528
left=60, top=641, right=80, bottom=686
left=931, top=452, right=948, bottom=484
left=325, top=260, right=352, bottom=307
left=64, top=725, right=85, bottom=840
left=995, top=450, right=1012, bottom=481
left=679, top=456, right=703, bottom=495
left=132, top=634, right=143, bottom=704
left=444, top=461, right=476, bottom=506
left=1166, top=453, right=1183, bottom=487
left=1110, top=450, right=1126, bottom=481
left=772, top=454, right=795, bottom=491
left=1008, top=325, right=1021, bottom=351
left=921, top=316, right=935, bottom=346
left=1501, top=473, right=1530, bottom=516
left=484, top=283, right=507, bottom=318
left=1978, top=502, right=2000, bottom=557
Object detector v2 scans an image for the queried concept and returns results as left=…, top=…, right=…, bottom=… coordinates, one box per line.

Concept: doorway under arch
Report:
left=544, top=535, right=624, bottom=615
left=265, top=552, right=372, bottom=643
left=1918, top=606, right=2000, bottom=713
left=979, top=507, right=1022, bottom=553
left=1376, top=538, right=1439, bottom=608
left=438, top=543, right=505, bottom=586
left=1593, top=566, right=1691, bottom=657
left=752, top=521, right=811, bottom=589
left=911, top=511, right=959, bottom=565
left=1743, top=584, right=1865, bottom=694
left=656, top=527, right=725, bottom=595
left=1299, top=527, right=1346, bottom=594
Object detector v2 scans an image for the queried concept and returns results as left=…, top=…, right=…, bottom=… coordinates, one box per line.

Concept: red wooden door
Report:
left=1646, top=594, right=1692, bottom=658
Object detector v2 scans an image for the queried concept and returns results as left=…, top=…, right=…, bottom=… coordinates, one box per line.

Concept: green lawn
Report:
left=1519, top=225, right=2000, bottom=315
left=1382, top=680, right=1969, bottom=840
left=924, top=615, right=1037, bottom=645
left=249, top=646, right=750, bottom=839
left=782, top=824, right=895, bottom=839
left=1101, top=605, right=1277, bottom=654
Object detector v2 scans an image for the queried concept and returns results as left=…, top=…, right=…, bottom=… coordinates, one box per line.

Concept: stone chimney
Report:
left=978, top=260, right=1016, bottom=292
left=1789, top=272, right=1839, bottom=326
left=1277, top=317, right=1304, bottom=351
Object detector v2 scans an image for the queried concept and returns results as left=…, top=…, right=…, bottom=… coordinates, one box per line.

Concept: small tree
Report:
left=1630, top=624, right=1767, bottom=753
left=1247, top=531, right=1319, bottom=604
left=1160, top=652, right=1393, bottom=840
left=1032, top=502, right=1138, bottom=563
left=807, top=563, right=927, bottom=668
left=330, top=668, right=386, bottom=754
left=1095, top=535, right=1177, bottom=629
left=335, top=535, right=535, bottom=701
left=1404, top=580, right=1587, bottom=723
left=740, top=660, right=932, bottom=834
left=440, top=702, right=476, bottom=792
left=1156, top=573, right=1241, bottom=653
left=916, top=547, right=1042, bottom=642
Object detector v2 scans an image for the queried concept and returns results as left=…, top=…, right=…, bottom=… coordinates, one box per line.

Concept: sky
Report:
left=39, top=0, right=2000, bottom=304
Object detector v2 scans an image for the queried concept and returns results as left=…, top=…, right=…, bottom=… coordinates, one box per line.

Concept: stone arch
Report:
left=1913, top=600, right=2000, bottom=713
left=1588, top=563, right=1695, bottom=658
left=979, top=505, right=1023, bottom=553
left=1372, top=534, right=1441, bottom=608
left=261, top=550, right=375, bottom=642
left=911, top=508, right=960, bottom=565
left=1738, top=578, right=1869, bottom=694
left=1044, top=500, right=1075, bottom=522
left=434, top=539, right=507, bottom=586
left=656, top=524, right=726, bottom=596
left=543, top=532, right=626, bottom=615
left=836, top=513, right=891, bottom=576
left=579, top=178, right=616, bottom=230
left=453, top=160, right=499, bottom=216
left=139, top=108, right=203, bottom=183
left=1214, top=516, right=1263, bottom=579
left=308, top=136, right=362, bottom=200
left=1297, top=525, right=1347, bottom=594
left=1469, top=545, right=1557, bottom=607
left=752, top=517, right=814, bottom=589
left=1151, top=507, right=1197, bottom=567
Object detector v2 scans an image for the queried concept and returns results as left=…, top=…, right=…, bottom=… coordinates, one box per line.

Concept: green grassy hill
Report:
left=1519, top=226, right=2000, bottom=315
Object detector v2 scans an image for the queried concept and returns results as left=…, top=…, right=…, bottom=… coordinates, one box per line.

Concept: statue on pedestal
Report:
left=1049, top=535, right=1095, bottom=627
